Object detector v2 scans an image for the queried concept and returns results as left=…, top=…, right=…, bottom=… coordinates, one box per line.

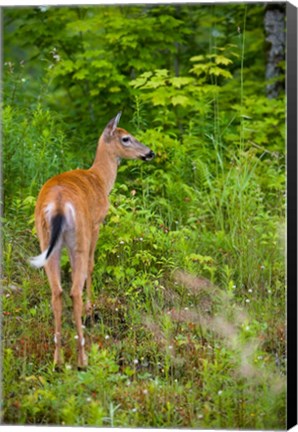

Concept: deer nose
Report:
left=142, top=150, right=155, bottom=161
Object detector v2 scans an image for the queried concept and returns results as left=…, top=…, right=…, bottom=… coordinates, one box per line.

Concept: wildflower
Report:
left=132, top=408, right=137, bottom=413
left=248, top=288, right=253, bottom=293
left=119, top=240, right=125, bottom=245
left=168, top=345, right=173, bottom=350
left=143, top=389, right=148, bottom=395
left=5, top=61, right=14, bottom=73
left=105, top=335, right=110, bottom=340
left=50, top=48, right=60, bottom=62
left=86, top=397, right=92, bottom=402
left=245, top=299, right=250, bottom=303
left=65, top=364, right=72, bottom=370
left=218, top=390, right=223, bottom=396
left=133, top=359, right=139, bottom=365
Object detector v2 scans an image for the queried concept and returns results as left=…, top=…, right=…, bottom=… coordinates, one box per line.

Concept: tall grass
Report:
left=2, top=6, right=285, bottom=428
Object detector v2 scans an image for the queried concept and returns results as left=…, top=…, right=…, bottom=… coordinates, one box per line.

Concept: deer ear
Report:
left=104, top=111, right=122, bottom=137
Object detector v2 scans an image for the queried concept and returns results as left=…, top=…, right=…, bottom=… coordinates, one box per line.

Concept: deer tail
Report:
left=29, top=214, right=65, bottom=268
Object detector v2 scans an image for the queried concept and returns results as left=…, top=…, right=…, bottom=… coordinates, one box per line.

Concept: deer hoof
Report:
left=53, top=348, right=64, bottom=370
left=78, top=352, right=88, bottom=370
left=85, top=300, right=92, bottom=316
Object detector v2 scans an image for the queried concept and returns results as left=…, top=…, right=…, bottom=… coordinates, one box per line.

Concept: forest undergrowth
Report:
left=2, top=4, right=286, bottom=429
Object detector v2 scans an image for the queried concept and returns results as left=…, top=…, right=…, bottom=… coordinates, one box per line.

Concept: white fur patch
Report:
left=29, top=249, right=48, bottom=268
left=74, top=335, right=85, bottom=346
left=44, top=202, right=55, bottom=221
left=54, top=332, right=60, bottom=344
left=65, top=202, right=76, bottom=227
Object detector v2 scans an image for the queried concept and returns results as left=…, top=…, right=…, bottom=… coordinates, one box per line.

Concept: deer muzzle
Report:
left=141, top=150, right=155, bottom=161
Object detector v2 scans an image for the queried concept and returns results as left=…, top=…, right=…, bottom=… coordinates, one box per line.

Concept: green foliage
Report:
left=3, top=3, right=285, bottom=429
left=3, top=103, right=73, bottom=201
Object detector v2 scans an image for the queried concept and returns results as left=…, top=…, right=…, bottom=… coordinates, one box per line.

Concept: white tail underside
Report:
left=29, top=249, right=49, bottom=268
left=30, top=201, right=73, bottom=269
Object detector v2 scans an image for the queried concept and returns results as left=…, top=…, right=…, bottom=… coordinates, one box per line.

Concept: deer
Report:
left=29, top=112, right=155, bottom=369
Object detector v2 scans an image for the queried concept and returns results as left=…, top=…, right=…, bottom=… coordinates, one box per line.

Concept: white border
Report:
left=1, top=1, right=296, bottom=431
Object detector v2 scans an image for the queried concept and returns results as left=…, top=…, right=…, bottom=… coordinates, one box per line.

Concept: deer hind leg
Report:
left=70, top=251, right=88, bottom=369
left=85, top=225, right=100, bottom=315
left=44, top=250, right=63, bottom=369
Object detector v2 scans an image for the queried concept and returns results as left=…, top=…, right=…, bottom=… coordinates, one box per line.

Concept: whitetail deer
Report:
left=29, top=112, right=155, bottom=369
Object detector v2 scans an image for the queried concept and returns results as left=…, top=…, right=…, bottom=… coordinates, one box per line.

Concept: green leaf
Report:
left=209, top=66, right=232, bottom=79
left=90, top=88, right=100, bottom=96
left=142, top=71, right=153, bottom=79
left=171, top=95, right=191, bottom=107
left=190, top=55, right=204, bottom=62
left=155, top=69, right=169, bottom=78
left=190, top=63, right=209, bottom=76
left=215, top=55, right=233, bottom=66
left=170, top=76, right=193, bottom=88
left=130, top=77, right=148, bottom=88
left=53, top=59, right=75, bottom=76
left=73, top=69, right=88, bottom=80
left=143, top=77, right=167, bottom=89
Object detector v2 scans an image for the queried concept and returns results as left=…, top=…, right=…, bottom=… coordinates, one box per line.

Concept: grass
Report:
left=2, top=272, right=286, bottom=428
left=2, top=115, right=286, bottom=428
left=2, top=11, right=286, bottom=425
left=2, top=166, right=286, bottom=428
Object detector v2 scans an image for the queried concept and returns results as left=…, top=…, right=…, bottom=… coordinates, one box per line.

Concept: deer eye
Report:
left=121, top=136, right=131, bottom=146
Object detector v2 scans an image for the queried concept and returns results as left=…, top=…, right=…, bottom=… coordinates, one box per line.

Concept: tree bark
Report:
left=264, top=4, right=285, bottom=98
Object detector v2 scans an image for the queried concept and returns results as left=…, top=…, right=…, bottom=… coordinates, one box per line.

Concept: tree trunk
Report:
left=264, top=4, right=285, bottom=98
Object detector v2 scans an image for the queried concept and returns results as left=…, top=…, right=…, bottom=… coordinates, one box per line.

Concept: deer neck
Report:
left=90, top=139, right=120, bottom=195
